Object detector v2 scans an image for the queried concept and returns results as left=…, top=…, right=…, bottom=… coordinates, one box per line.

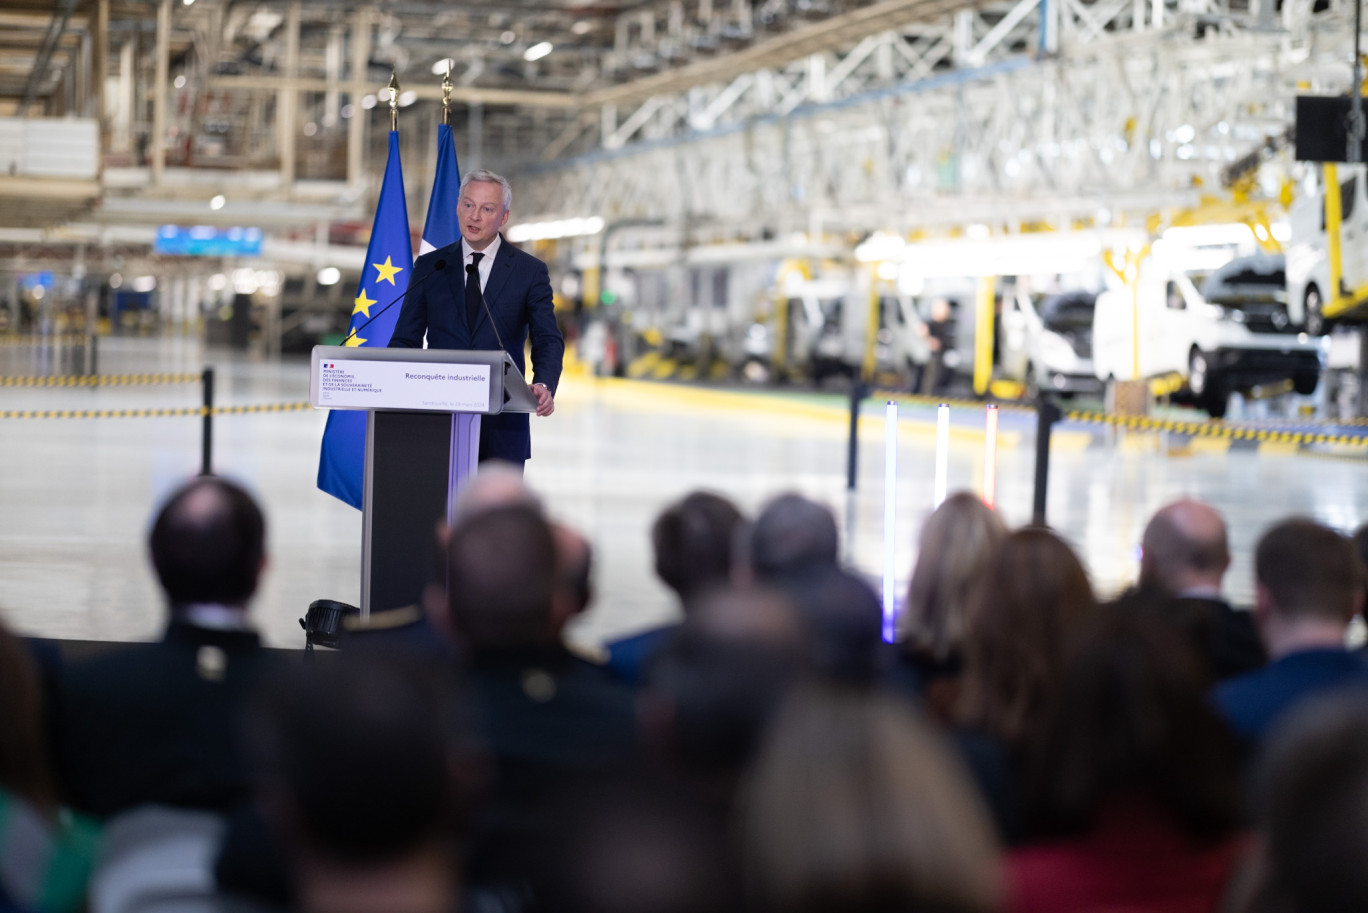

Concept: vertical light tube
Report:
left=983, top=404, right=999, bottom=508
left=934, top=403, right=950, bottom=507
left=883, top=400, right=898, bottom=643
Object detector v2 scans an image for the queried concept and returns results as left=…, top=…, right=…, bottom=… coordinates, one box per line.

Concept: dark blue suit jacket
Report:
left=389, top=236, right=564, bottom=463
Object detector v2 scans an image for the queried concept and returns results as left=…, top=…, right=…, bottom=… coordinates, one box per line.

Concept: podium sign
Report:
left=316, top=360, right=491, bottom=412
left=310, top=345, right=537, bottom=615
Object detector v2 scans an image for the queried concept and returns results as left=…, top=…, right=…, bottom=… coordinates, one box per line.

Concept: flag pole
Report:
left=441, top=67, right=452, bottom=126
left=388, top=70, right=399, bottom=132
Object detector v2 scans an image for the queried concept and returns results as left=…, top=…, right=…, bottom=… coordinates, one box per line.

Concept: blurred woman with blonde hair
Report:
left=738, top=683, right=1002, bottom=913
left=899, top=492, right=1007, bottom=725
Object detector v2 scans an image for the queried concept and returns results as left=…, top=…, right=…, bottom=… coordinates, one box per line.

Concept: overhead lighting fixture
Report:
left=431, top=58, right=455, bottom=76
left=524, top=41, right=553, bottom=62
left=317, top=267, right=342, bottom=286
left=173, top=75, right=186, bottom=89
left=361, top=95, right=377, bottom=109
left=398, top=90, right=417, bottom=107
left=501, top=30, right=517, bottom=44
left=209, top=194, right=226, bottom=211
left=507, top=215, right=604, bottom=243
left=571, top=20, right=593, bottom=34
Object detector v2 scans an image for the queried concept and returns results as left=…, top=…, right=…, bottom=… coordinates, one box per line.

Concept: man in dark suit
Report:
left=1214, top=518, right=1368, bottom=746
left=389, top=169, right=564, bottom=470
left=52, top=476, right=279, bottom=819
left=428, top=503, right=637, bottom=895
left=1139, top=498, right=1266, bottom=680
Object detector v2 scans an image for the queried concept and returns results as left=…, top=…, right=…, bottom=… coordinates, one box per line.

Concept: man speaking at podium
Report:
left=390, top=169, right=564, bottom=471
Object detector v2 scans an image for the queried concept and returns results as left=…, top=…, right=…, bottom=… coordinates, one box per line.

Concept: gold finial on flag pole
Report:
left=441, top=66, right=452, bottom=126
left=388, top=70, right=400, bottom=132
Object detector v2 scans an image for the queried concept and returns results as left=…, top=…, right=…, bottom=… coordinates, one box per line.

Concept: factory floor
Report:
left=2, top=335, right=1365, bottom=651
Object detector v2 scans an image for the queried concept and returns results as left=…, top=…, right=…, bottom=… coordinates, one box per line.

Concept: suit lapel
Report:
left=476, top=237, right=515, bottom=335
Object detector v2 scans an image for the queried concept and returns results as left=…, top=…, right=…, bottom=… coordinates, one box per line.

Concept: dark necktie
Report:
left=465, top=252, right=484, bottom=332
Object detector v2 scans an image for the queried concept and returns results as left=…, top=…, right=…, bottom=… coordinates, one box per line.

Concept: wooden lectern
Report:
left=309, top=345, right=538, bottom=616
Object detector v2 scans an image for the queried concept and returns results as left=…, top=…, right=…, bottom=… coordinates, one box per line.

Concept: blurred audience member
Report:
left=0, top=616, right=98, bottom=913
left=246, top=655, right=475, bottom=913
left=54, top=476, right=280, bottom=818
left=538, top=778, right=744, bottom=913
left=1138, top=499, right=1265, bottom=680
left=1237, top=692, right=1368, bottom=913
left=450, top=459, right=543, bottom=525
left=638, top=587, right=805, bottom=813
left=432, top=503, right=638, bottom=895
left=1009, top=608, right=1247, bottom=913
left=739, top=683, right=1002, bottom=913
left=960, top=527, right=1094, bottom=745
left=899, top=492, right=1007, bottom=724
left=776, top=565, right=885, bottom=685
left=606, top=491, right=744, bottom=683
left=1213, top=518, right=1368, bottom=746
left=737, top=493, right=840, bottom=585
left=957, top=527, right=1095, bottom=843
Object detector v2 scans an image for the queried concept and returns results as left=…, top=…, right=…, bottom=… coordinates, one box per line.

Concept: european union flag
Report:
left=420, top=122, right=462, bottom=254
left=316, top=130, right=413, bottom=509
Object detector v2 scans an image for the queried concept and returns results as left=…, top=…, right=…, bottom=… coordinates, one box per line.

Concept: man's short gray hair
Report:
left=460, top=169, right=512, bottom=212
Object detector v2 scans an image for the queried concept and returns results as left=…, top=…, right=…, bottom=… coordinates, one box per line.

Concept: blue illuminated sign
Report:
left=155, top=225, right=263, bottom=257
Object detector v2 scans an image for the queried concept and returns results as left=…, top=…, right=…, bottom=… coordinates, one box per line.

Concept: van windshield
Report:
left=1196, top=259, right=1287, bottom=307
left=1039, top=292, right=1096, bottom=332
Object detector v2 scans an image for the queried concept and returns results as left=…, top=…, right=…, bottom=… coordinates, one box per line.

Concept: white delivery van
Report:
left=999, top=290, right=1103, bottom=399
left=1093, top=251, right=1323, bottom=417
left=779, top=279, right=930, bottom=385
left=1287, top=163, right=1368, bottom=333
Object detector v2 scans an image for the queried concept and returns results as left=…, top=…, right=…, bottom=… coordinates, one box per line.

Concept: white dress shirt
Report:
left=461, top=234, right=500, bottom=294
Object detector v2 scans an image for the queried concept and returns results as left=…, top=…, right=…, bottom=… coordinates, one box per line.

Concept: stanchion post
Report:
left=846, top=381, right=867, bottom=491
left=882, top=400, right=898, bottom=643
left=200, top=366, right=214, bottom=476
left=1032, top=395, right=1061, bottom=526
left=87, top=333, right=97, bottom=377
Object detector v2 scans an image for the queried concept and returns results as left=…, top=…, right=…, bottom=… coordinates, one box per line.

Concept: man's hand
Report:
left=532, top=382, right=555, bottom=417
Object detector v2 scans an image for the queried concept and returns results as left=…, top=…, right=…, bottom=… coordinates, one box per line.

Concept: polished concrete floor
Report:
left=2, top=335, right=1366, bottom=650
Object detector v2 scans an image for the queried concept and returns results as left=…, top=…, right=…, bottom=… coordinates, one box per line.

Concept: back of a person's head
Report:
left=651, top=491, right=744, bottom=606
left=1256, top=518, right=1359, bottom=623
left=778, top=566, right=884, bottom=684
left=0, top=619, right=56, bottom=815
left=960, top=526, right=1095, bottom=744
left=745, top=493, right=839, bottom=583
left=450, top=460, right=542, bottom=525
left=246, top=654, right=474, bottom=864
left=739, top=683, right=1001, bottom=913
left=641, top=587, right=804, bottom=782
left=1024, top=606, right=1240, bottom=841
left=149, top=476, right=265, bottom=608
left=1254, top=692, right=1368, bottom=913
left=1139, top=499, right=1230, bottom=595
left=445, top=503, right=557, bottom=650
left=903, top=492, right=1007, bottom=660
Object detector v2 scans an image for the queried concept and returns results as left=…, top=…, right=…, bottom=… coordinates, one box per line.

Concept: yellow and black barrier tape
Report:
left=1062, top=408, right=1368, bottom=448
left=0, top=334, right=94, bottom=348
left=0, top=402, right=313, bottom=420
left=0, top=372, right=201, bottom=388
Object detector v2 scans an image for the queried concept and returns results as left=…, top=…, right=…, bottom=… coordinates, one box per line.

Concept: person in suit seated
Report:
left=1213, top=517, right=1368, bottom=747
left=427, top=503, right=638, bottom=897
left=605, top=491, right=745, bottom=684
left=389, top=169, right=565, bottom=471
left=52, top=476, right=280, bottom=819
left=1138, top=498, right=1265, bottom=680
